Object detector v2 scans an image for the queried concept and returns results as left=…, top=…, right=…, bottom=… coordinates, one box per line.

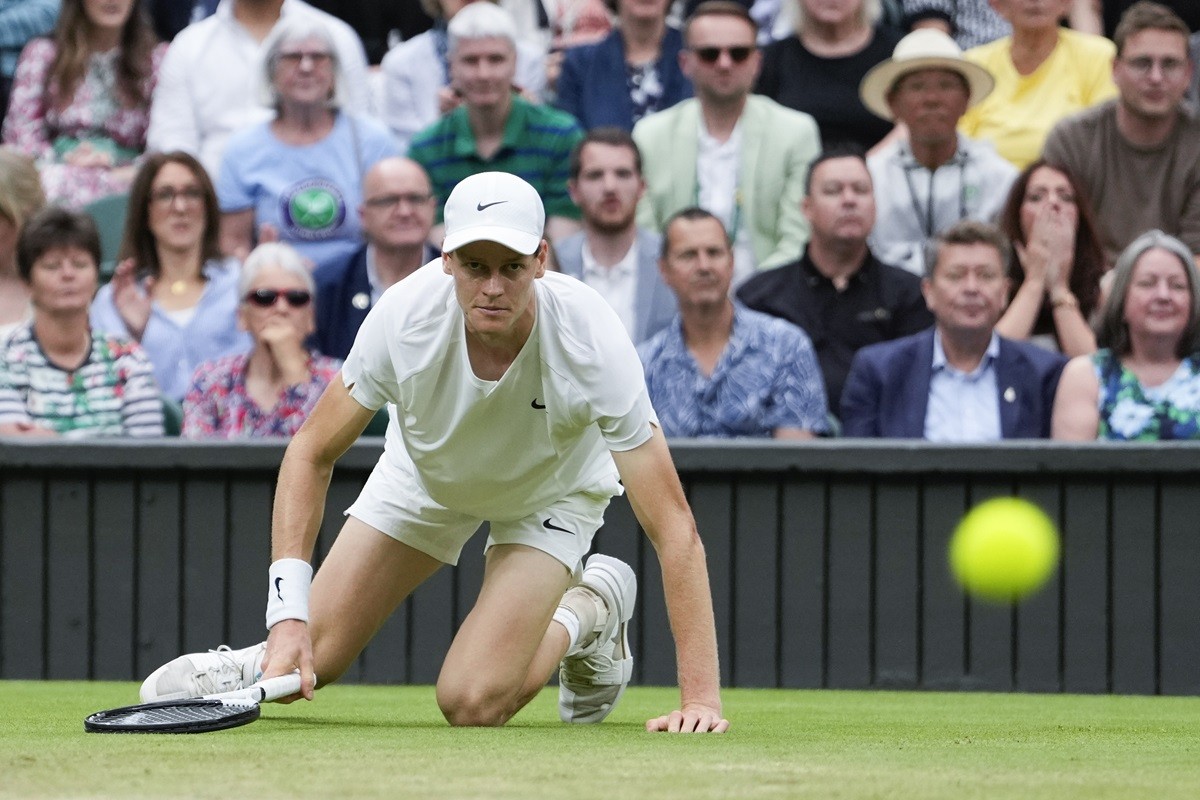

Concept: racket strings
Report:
left=107, top=703, right=249, bottom=725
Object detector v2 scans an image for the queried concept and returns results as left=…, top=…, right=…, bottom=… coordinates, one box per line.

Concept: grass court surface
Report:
left=3, top=681, right=1198, bottom=799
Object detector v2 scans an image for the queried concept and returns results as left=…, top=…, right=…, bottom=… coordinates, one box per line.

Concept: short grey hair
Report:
left=260, top=16, right=349, bottom=110
left=1094, top=229, right=1200, bottom=357
left=790, top=0, right=882, bottom=33
left=448, top=2, right=519, bottom=54
left=239, top=243, right=316, bottom=298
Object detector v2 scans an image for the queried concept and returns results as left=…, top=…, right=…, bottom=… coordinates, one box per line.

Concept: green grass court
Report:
left=3, top=682, right=1198, bottom=799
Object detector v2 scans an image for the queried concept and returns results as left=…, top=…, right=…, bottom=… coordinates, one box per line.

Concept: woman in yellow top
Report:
left=958, top=0, right=1117, bottom=169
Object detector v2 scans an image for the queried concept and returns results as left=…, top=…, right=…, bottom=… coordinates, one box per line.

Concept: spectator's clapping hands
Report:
left=110, top=259, right=153, bottom=340
left=63, top=142, right=114, bottom=168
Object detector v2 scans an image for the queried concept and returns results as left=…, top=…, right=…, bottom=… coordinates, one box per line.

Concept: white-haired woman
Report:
left=215, top=17, right=398, bottom=275
left=182, top=242, right=342, bottom=440
left=1052, top=230, right=1200, bottom=441
left=756, top=0, right=901, bottom=149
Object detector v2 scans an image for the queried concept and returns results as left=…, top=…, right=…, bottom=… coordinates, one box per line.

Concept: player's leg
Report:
left=435, top=543, right=573, bottom=726
left=436, top=489, right=636, bottom=726
left=295, top=516, right=444, bottom=685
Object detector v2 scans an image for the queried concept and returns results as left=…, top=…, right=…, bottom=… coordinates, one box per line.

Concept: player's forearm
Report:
left=656, top=525, right=723, bottom=711
left=270, top=438, right=335, bottom=563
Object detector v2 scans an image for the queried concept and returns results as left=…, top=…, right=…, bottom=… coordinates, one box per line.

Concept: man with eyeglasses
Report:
left=632, top=0, right=820, bottom=289
left=1042, top=1, right=1200, bottom=266
left=314, top=158, right=438, bottom=360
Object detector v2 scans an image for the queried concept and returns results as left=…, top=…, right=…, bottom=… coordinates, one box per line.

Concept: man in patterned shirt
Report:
left=639, top=207, right=829, bottom=438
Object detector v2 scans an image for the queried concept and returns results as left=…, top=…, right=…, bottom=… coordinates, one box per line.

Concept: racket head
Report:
left=84, top=698, right=260, bottom=734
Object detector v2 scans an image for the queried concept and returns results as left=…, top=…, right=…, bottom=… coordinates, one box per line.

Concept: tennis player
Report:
left=141, top=172, right=727, bottom=733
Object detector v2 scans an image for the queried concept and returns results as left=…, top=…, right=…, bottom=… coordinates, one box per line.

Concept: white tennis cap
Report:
left=441, top=171, right=545, bottom=256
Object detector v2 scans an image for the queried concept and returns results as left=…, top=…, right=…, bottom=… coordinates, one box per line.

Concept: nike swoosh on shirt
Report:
left=542, top=519, right=573, bottom=534
left=531, top=399, right=546, bottom=409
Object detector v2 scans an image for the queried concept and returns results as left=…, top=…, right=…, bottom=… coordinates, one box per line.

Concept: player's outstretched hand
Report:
left=645, top=703, right=729, bottom=733
left=262, top=619, right=316, bottom=703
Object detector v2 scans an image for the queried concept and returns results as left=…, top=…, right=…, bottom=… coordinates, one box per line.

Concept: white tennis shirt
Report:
left=342, top=262, right=657, bottom=521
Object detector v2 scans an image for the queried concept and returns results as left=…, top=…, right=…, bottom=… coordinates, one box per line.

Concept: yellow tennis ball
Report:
left=949, top=497, right=1060, bottom=603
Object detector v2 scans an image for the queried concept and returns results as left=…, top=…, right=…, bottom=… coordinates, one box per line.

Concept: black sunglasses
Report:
left=244, top=288, right=313, bottom=308
left=691, top=46, right=755, bottom=64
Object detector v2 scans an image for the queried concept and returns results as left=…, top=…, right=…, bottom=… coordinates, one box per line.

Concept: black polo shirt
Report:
left=736, top=249, right=933, bottom=409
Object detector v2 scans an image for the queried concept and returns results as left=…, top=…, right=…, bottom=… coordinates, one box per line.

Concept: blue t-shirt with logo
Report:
left=217, top=112, right=398, bottom=272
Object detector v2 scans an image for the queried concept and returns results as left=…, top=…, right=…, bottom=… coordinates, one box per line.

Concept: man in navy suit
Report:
left=313, top=157, right=438, bottom=359
left=555, top=128, right=677, bottom=345
left=841, top=220, right=1067, bottom=440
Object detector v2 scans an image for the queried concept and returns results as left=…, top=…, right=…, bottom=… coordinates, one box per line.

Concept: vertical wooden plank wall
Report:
left=3, top=441, right=1200, bottom=697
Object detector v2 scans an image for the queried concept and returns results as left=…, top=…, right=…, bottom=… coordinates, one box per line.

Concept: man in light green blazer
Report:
left=631, top=1, right=820, bottom=283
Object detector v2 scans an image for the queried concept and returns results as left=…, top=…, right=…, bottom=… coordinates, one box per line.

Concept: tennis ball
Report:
left=949, top=497, right=1059, bottom=603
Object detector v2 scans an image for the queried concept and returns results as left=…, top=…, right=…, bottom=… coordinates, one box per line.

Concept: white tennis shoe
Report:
left=558, top=554, right=636, bottom=724
left=139, top=643, right=266, bottom=703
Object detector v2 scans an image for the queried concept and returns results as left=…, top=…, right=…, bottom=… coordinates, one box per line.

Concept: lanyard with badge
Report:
left=899, top=143, right=971, bottom=239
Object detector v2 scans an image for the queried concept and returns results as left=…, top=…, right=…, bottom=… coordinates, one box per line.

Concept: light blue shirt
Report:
left=924, top=330, right=1002, bottom=442
left=0, top=0, right=57, bottom=80
left=216, top=112, right=399, bottom=274
left=91, top=258, right=252, bottom=401
left=638, top=304, right=829, bottom=438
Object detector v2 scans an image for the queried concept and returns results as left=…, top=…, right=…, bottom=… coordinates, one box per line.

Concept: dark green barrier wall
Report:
left=2, top=440, right=1198, bottom=694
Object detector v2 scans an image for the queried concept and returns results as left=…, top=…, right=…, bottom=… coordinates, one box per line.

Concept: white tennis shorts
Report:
left=345, top=461, right=614, bottom=571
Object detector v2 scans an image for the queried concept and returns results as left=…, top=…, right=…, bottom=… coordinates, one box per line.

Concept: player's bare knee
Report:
left=436, top=683, right=515, bottom=727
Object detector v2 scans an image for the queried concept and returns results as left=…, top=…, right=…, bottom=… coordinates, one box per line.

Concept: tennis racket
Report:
left=84, top=673, right=305, bottom=734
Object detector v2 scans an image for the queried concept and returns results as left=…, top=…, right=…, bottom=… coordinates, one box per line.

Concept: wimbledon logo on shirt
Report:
left=280, top=178, right=346, bottom=240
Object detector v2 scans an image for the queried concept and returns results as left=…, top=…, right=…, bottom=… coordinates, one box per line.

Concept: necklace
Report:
left=169, top=279, right=189, bottom=296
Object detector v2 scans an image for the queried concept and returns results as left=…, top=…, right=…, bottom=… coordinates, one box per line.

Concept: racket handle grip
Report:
left=207, top=672, right=307, bottom=702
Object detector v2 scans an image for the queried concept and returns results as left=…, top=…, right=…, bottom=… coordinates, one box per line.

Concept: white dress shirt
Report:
left=924, top=330, right=1002, bottom=442
left=697, top=121, right=757, bottom=288
left=581, top=237, right=639, bottom=338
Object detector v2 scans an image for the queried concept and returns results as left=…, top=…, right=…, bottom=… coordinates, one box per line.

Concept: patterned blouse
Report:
left=1093, top=349, right=1200, bottom=440
left=0, top=322, right=164, bottom=437
left=182, top=352, right=343, bottom=440
left=2, top=38, right=166, bottom=208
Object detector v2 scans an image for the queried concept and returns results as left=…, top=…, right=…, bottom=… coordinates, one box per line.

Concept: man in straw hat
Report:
left=859, top=28, right=1016, bottom=276
left=138, top=171, right=729, bottom=734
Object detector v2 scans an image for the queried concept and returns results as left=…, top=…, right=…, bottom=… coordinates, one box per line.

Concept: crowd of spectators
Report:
left=1, top=0, right=1199, bottom=444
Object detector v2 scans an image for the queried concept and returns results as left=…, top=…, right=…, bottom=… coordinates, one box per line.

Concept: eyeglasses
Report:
left=244, top=288, right=313, bottom=308
left=364, top=193, right=433, bottom=210
left=1120, top=56, right=1188, bottom=79
left=690, top=46, right=755, bottom=64
left=278, top=50, right=332, bottom=67
left=150, top=186, right=205, bottom=207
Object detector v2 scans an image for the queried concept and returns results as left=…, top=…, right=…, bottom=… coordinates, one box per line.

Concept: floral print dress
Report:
left=2, top=38, right=166, bottom=208
left=1094, top=349, right=1200, bottom=440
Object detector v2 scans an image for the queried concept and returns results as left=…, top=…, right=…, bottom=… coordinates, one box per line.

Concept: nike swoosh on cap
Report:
left=476, top=200, right=507, bottom=211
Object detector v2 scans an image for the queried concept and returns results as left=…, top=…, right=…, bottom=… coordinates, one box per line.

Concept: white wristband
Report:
left=265, top=558, right=313, bottom=630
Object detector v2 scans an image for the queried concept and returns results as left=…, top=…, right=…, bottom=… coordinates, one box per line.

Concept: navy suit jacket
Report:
left=555, top=27, right=692, bottom=131
left=313, top=243, right=437, bottom=360
left=840, top=328, right=1067, bottom=439
left=554, top=228, right=677, bottom=345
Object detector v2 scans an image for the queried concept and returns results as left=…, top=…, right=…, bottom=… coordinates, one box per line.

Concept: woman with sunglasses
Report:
left=756, top=0, right=902, bottom=150
left=90, top=151, right=250, bottom=401
left=182, top=242, right=340, bottom=440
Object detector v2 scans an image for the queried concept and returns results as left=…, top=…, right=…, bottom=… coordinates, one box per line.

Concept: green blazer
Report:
left=632, top=95, right=820, bottom=271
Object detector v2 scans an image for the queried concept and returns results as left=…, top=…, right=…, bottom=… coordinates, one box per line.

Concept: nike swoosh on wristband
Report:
left=275, top=576, right=284, bottom=601
left=542, top=519, right=573, bottom=534
left=531, top=398, right=546, bottom=409
left=476, top=200, right=507, bottom=211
